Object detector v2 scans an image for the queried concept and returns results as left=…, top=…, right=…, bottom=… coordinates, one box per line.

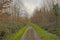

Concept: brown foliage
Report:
left=31, top=8, right=56, bottom=26
left=0, top=13, right=11, bottom=23
left=0, top=4, right=3, bottom=10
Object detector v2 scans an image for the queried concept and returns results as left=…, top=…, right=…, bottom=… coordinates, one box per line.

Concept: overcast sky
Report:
left=21, top=0, right=41, bottom=15
left=12, top=0, right=60, bottom=17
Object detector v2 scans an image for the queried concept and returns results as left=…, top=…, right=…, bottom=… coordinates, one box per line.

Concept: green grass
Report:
left=32, top=23, right=59, bottom=40
left=4, top=24, right=29, bottom=40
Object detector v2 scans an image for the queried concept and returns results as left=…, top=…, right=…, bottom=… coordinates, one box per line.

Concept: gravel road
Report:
left=20, top=26, right=41, bottom=40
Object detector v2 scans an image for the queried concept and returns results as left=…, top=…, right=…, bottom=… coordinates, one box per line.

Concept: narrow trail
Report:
left=20, top=26, right=41, bottom=40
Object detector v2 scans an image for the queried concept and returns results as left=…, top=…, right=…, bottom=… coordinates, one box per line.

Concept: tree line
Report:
left=31, top=0, right=60, bottom=38
left=0, top=0, right=29, bottom=23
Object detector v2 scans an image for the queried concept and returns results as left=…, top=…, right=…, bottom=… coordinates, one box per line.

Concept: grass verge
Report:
left=32, top=23, right=59, bottom=40
left=4, top=24, right=29, bottom=40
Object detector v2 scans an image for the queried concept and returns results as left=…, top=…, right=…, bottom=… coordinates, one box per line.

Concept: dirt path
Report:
left=20, top=26, right=41, bottom=40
